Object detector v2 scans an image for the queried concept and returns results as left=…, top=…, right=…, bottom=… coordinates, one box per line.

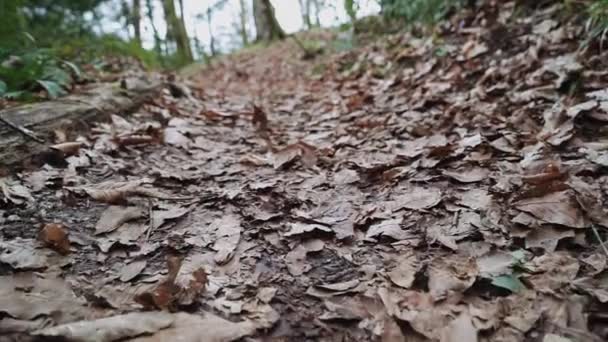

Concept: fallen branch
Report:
left=0, top=75, right=163, bottom=169
left=0, top=115, right=45, bottom=143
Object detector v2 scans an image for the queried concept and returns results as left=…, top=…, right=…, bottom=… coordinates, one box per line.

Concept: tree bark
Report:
left=0, top=76, right=162, bottom=170
left=161, top=0, right=193, bottom=64
left=238, top=0, right=249, bottom=45
left=132, top=0, right=142, bottom=47
left=145, top=0, right=164, bottom=57
left=253, top=0, right=286, bottom=42
left=299, top=0, right=312, bottom=30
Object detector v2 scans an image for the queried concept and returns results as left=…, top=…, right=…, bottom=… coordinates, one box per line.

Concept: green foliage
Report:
left=0, top=48, right=78, bottom=100
left=380, top=0, right=466, bottom=25
left=344, top=0, right=358, bottom=22
left=56, top=34, right=161, bottom=69
left=586, top=0, right=608, bottom=44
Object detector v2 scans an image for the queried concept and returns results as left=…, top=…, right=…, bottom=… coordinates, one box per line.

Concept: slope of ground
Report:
left=2, top=2, right=608, bottom=342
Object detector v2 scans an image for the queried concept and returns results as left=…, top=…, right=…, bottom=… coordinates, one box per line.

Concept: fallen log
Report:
left=0, top=75, right=163, bottom=171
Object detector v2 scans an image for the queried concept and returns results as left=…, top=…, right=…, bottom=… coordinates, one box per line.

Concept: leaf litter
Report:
left=3, top=2, right=608, bottom=341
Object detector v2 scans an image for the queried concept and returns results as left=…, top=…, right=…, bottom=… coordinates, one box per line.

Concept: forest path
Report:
left=2, top=2, right=608, bottom=341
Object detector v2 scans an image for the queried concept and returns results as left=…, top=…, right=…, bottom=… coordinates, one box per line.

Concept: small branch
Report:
left=145, top=199, right=154, bottom=242
left=0, top=115, right=45, bottom=143
left=591, top=224, right=608, bottom=257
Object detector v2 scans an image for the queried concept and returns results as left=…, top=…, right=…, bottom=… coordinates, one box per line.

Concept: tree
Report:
left=132, top=0, right=142, bottom=47
left=299, top=0, right=312, bottom=30
left=145, top=0, right=164, bottom=57
left=253, top=0, right=285, bottom=42
left=161, top=0, right=193, bottom=64
left=238, top=0, right=249, bottom=45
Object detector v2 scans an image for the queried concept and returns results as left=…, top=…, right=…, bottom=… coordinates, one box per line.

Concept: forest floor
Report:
left=3, top=2, right=608, bottom=342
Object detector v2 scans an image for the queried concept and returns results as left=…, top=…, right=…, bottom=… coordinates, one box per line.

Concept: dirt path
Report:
left=3, top=2, right=608, bottom=342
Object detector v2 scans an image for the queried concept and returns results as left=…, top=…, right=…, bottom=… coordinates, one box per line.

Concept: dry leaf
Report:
left=393, top=187, right=442, bottom=210
left=135, top=255, right=207, bottom=310
left=514, top=191, right=586, bottom=228
left=0, top=177, right=34, bottom=205
left=129, top=312, right=257, bottom=342
left=428, top=254, right=478, bottom=300
left=120, top=260, right=147, bottom=282
left=95, top=206, right=145, bottom=235
left=388, top=253, right=419, bottom=289
left=38, top=223, right=71, bottom=255
left=33, top=312, right=174, bottom=342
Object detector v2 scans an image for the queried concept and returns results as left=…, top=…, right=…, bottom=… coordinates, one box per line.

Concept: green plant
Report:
left=380, top=0, right=466, bottom=25
left=586, top=0, right=608, bottom=46
left=0, top=48, right=79, bottom=100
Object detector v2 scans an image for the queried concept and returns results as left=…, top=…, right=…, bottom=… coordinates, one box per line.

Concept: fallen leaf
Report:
left=366, top=218, right=414, bottom=241
left=129, top=312, right=257, bottom=342
left=72, top=178, right=154, bottom=204
left=135, top=255, right=207, bottom=310
left=440, top=312, right=478, bottom=342
left=393, top=187, right=442, bottom=210
left=524, top=226, right=574, bottom=252
left=428, top=254, right=478, bottom=300
left=95, top=206, right=145, bottom=235
left=388, top=253, right=419, bottom=289
left=514, top=191, right=586, bottom=228
left=316, top=279, right=360, bottom=292
left=491, top=274, right=525, bottom=293
left=0, top=272, right=86, bottom=323
left=50, top=141, right=83, bottom=156
left=120, top=260, right=147, bottom=282
left=0, top=238, right=65, bottom=270
left=211, top=215, right=242, bottom=264
left=284, top=222, right=333, bottom=237
left=443, top=167, right=489, bottom=183
left=33, top=311, right=174, bottom=342
left=38, top=223, right=71, bottom=255
left=0, top=177, right=34, bottom=205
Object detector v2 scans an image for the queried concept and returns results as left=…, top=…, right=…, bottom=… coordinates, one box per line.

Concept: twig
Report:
left=0, top=115, right=45, bottom=143
left=145, top=199, right=154, bottom=242
left=591, top=224, right=608, bottom=257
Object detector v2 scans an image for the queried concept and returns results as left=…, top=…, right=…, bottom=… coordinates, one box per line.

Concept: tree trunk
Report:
left=299, top=0, right=312, bottom=30
left=253, top=0, right=285, bottom=42
left=238, top=0, right=249, bottom=45
left=145, top=0, right=164, bottom=58
left=311, top=0, right=321, bottom=26
left=207, top=8, right=217, bottom=56
left=161, top=0, right=193, bottom=64
left=132, top=0, right=142, bottom=47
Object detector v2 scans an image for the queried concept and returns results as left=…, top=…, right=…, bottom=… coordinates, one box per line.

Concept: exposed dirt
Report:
left=3, top=2, right=608, bottom=342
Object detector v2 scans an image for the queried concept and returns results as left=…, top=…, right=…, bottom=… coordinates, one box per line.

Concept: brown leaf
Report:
left=135, top=255, right=207, bottom=310
left=129, top=312, right=257, bottom=342
left=120, top=260, right=147, bottom=282
left=50, top=141, right=83, bottom=156
left=388, top=253, right=419, bottom=289
left=211, top=215, right=242, bottom=264
left=428, top=254, right=478, bottom=301
left=252, top=104, right=269, bottom=133
left=95, top=206, right=145, bottom=235
left=33, top=312, right=174, bottom=342
left=0, top=177, right=34, bottom=205
left=78, top=179, right=153, bottom=204
left=443, top=167, right=489, bottom=183
left=0, top=272, right=86, bottom=323
left=0, top=238, right=67, bottom=270
left=393, top=187, right=442, bottom=211
left=38, top=223, right=71, bottom=255
left=440, top=312, right=478, bottom=342
left=514, top=190, right=586, bottom=228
